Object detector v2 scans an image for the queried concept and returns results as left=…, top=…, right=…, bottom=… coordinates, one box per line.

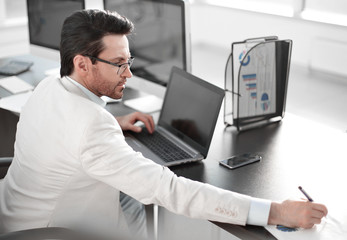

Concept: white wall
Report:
left=190, top=4, right=347, bottom=77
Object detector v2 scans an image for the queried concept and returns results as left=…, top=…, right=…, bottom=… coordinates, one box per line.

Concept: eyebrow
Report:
left=109, top=55, right=132, bottom=62
left=109, top=57, right=125, bottom=62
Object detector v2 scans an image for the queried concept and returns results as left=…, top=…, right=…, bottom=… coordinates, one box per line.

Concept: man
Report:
left=0, top=9, right=327, bottom=238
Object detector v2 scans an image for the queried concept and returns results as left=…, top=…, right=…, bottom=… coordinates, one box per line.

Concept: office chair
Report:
left=0, top=157, right=12, bottom=179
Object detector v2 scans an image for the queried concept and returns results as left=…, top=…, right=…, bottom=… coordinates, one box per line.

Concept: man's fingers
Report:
left=134, top=113, right=155, bottom=133
left=311, top=209, right=326, bottom=219
left=299, top=203, right=327, bottom=228
left=312, top=203, right=328, bottom=216
left=129, top=125, right=142, bottom=133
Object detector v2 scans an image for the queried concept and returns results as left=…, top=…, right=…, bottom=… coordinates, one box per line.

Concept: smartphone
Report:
left=219, top=153, right=261, bottom=170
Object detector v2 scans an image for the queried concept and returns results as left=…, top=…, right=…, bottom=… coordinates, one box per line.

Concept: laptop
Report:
left=125, top=66, right=225, bottom=166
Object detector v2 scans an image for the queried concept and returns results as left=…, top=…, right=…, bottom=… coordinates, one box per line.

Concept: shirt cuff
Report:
left=246, top=197, right=271, bottom=226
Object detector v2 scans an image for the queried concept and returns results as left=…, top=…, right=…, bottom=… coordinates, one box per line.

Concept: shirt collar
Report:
left=65, top=76, right=106, bottom=108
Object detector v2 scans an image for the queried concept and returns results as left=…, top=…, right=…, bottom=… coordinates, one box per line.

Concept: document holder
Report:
left=224, top=36, right=292, bottom=131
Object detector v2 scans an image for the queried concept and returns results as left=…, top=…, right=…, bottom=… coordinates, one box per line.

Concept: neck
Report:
left=69, top=73, right=99, bottom=96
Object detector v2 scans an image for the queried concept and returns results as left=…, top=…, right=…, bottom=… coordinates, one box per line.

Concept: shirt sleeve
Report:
left=246, top=197, right=271, bottom=226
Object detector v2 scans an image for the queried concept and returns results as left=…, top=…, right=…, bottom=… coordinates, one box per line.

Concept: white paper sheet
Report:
left=0, top=76, right=34, bottom=94
left=0, top=91, right=33, bottom=114
left=265, top=205, right=347, bottom=240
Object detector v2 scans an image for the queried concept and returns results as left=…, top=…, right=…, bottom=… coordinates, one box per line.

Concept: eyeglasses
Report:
left=85, top=55, right=134, bottom=75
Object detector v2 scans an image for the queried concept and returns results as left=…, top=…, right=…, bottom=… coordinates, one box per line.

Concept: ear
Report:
left=73, top=55, right=89, bottom=76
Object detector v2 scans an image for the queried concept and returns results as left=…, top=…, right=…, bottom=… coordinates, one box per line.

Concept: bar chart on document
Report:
left=237, top=42, right=277, bottom=118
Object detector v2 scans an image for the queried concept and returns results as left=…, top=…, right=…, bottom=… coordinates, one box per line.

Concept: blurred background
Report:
left=1, top=0, right=347, bottom=131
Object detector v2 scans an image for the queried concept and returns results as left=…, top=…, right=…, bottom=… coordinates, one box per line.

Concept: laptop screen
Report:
left=158, top=67, right=225, bottom=157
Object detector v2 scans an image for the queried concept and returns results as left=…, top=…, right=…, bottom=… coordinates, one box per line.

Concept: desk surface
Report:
left=1, top=55, right=347, bottom=239
left=171, top=112, right=347, bottom=201
left=168, top=112, right=347, bottom=239
left=108, top=96, right=347, bottom=239
left=0, top=55, right=59, bottom=97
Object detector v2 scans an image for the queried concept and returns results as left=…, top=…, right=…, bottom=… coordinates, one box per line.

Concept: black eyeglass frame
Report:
left=85, top=55, right=135, bottom=75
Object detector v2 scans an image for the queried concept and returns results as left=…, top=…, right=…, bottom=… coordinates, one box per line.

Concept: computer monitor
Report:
left=104, top=0, right=192, bottom=110
left=27, top=0, right=86, bottom=63
left=27, top=0, right=191, bottom=111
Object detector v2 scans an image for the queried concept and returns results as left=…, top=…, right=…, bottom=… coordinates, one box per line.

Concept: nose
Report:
left=121, top=66, right=132, bottom=78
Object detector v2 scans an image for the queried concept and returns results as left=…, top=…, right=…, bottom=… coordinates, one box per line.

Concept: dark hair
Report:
left=60, top=9, right=134, bottom=77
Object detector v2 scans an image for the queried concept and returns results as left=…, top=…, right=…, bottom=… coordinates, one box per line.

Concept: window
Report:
left=305, top=0, right=347, bottom=15
left=0, top=0, right=26, bottom=22
left=5, top=0, right=26, bottom=19
left=194, top=0, right=347, bottom=26
left=302, top=0, right=347, bottom=26
left=202, top=0, right=294, bottom=17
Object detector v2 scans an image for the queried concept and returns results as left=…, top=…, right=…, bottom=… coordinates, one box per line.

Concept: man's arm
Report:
left=116, top=113, right=328, bottom=229
left=116, top=112, right=155, bottom=133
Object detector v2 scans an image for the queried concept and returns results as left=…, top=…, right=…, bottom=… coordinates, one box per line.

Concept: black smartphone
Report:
left=219, top=153, right=261, bottom=170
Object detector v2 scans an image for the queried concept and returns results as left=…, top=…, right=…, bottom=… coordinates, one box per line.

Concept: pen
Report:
left=298, top=186, right=314, bottom=202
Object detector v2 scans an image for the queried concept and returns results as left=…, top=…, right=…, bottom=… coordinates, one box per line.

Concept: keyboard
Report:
left=132, top=129, right=191, bottom=162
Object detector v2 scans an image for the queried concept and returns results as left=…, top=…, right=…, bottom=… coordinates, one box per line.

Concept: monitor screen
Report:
left=104, top=0, right=191, bottom=87
left=27, top=0, right=85, bottom=60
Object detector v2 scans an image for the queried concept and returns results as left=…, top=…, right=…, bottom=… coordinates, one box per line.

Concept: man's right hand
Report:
left=268, top=199, right=328, bottom=229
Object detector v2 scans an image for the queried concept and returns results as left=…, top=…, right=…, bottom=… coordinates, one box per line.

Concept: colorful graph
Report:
left=245, top=83, right=256, bottom=90
left=239, top=50, right=250, bottom=66
left=261, top=93, right=270, bottom=111
left=242, top=74, right=256, bottom=81
left=242, top=74, right=257, bottom=101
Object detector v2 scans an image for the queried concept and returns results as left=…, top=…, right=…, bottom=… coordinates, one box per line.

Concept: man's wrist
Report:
left=268, top=201, right=282, bottom=225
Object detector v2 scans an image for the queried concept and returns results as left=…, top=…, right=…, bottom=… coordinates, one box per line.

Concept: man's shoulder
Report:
left=29, top=76, right=103, bottom=114
left=28, top=75, right=116, bottom=124
left=34, top=76, right=95, bottom=107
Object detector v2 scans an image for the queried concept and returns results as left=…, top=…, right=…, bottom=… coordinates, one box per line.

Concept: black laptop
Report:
left=125, top=67, right=225, bottom=166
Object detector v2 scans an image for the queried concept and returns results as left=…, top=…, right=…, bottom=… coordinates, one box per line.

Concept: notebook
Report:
left=125, top=66, right=225, bottom=167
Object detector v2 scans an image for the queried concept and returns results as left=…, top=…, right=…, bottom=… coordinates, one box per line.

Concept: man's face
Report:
left=89, top=34, right=132, bottom=99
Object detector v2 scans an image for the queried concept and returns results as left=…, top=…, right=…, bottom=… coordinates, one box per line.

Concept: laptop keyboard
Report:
left=132, top=128, right=191, bottom=162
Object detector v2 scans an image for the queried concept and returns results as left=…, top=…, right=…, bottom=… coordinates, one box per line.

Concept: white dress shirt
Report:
left=0, top=75, right=270, bottom=236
